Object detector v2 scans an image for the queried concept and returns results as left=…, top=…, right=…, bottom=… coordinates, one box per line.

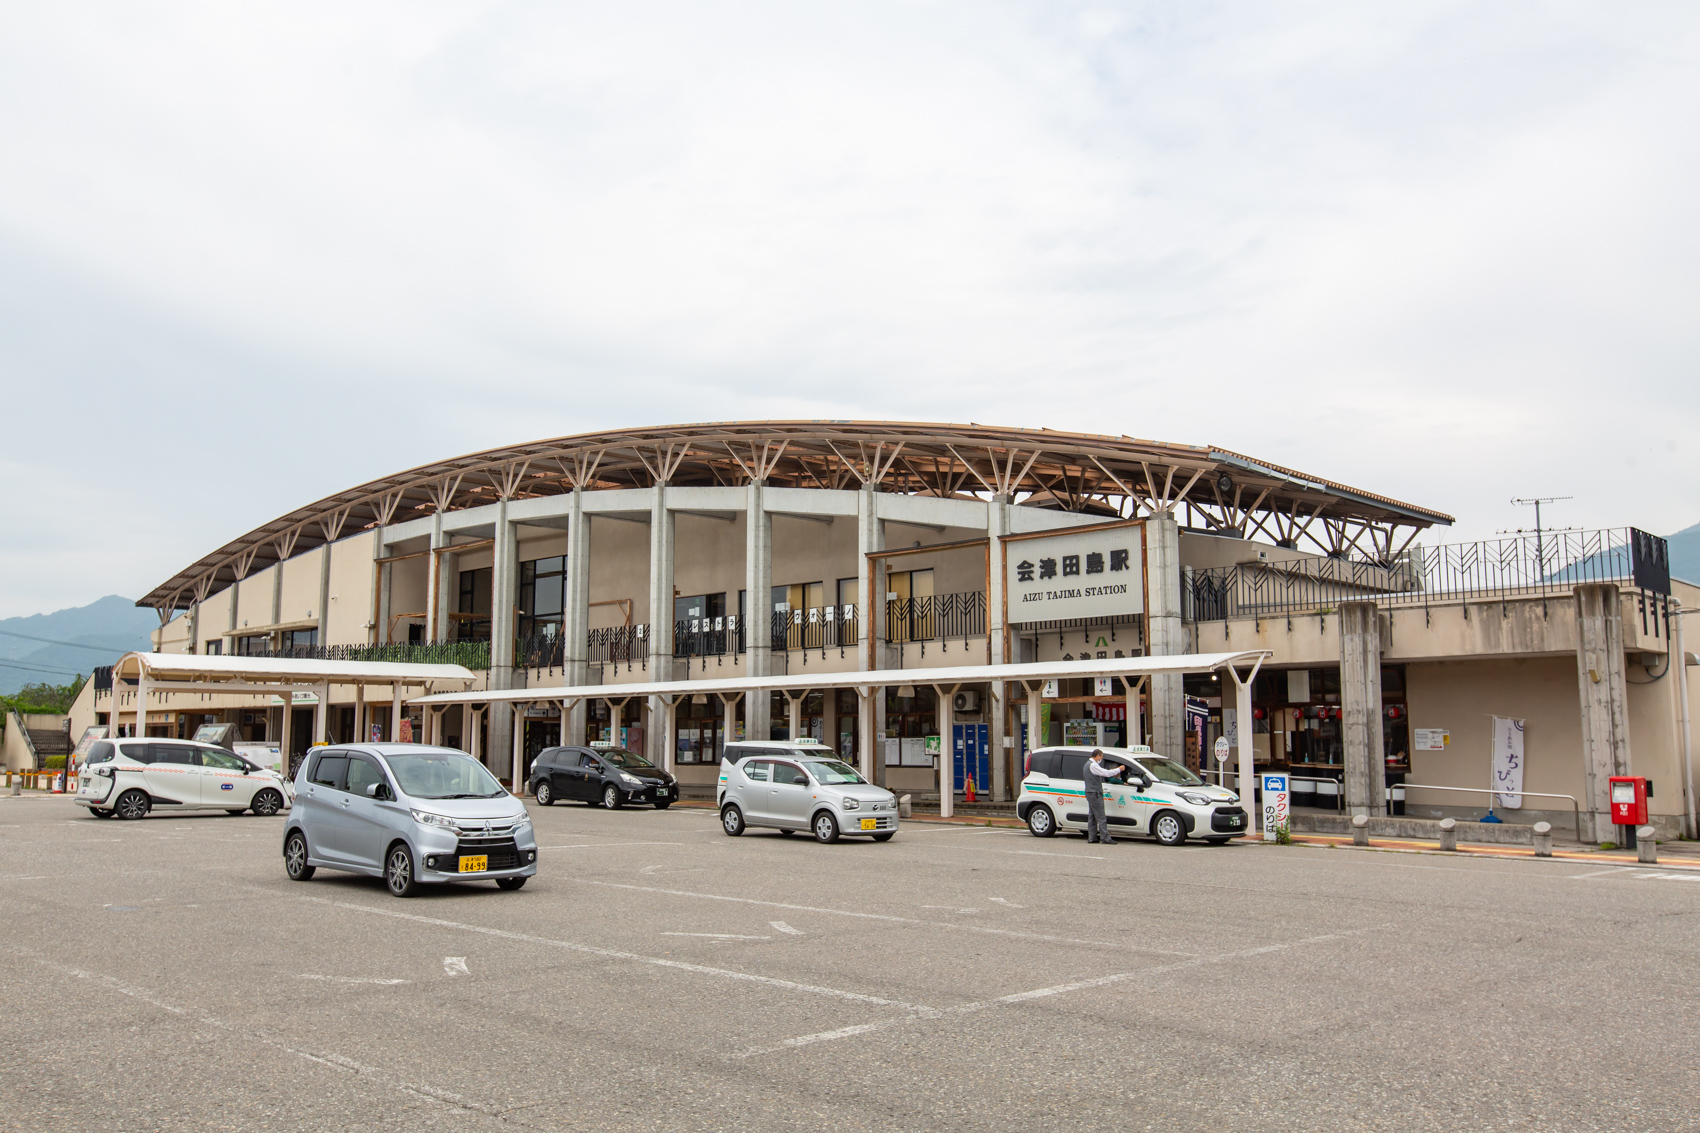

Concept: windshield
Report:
left=598, top=749, right=656, bottom=770
left=802, top=759, right=866, bottom=785
left=1135, top=756, right=1204, bottom=786
left=384, top=752, right=507, bottom=799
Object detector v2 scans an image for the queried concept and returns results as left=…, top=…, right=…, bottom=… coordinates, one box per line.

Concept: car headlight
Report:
left=1225, top=794, right=1240, bottom=805
left=1178, top=792, right=1214, bottom=807
left=620, top=774, right=643, bottom=788
left=841, top=797, right=860, bottom=810
left=411, top=809, right=457, bottom=829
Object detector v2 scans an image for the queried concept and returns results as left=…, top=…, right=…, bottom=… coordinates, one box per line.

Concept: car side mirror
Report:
left=367, top=782, right=387, bottom=799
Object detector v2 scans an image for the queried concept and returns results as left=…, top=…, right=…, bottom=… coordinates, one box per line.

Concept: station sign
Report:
left=1006, top=524, right=1144, bottom=624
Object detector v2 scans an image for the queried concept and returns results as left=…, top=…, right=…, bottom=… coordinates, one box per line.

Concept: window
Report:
left=886, top=569, right=934, bottom=642
left=118, top=742, right=154, bottom=763
left=1056, top=753, right=1088, bottom=781
left=287, top=628, right=318, bottom=649
left=743, top=761, right=772, bottom=783
left=85, top=742, right=115, bottom=764
left=674, top=592, right=726, bottom=622
left=150, top=744, right=200, bottom=765
left=236, top=635, right=268, bottom=657
left=579, top=753, right=601, bottom=770
left=1029, top=751, right=1061, bottom=778
left=772, top=762, right=809, bottom=786
left=384, top=752, right=505, bottom=799
left=203, top=640, right=223, bottom=656
left=310, top=754, right=348, bottom=791
left=345, top=756, right=385, bottom=797
left=200, top=748, right=246, bottom=771
left=455, top=567, right=492, bottom=642
left=519, top=556, right=566, bottom=641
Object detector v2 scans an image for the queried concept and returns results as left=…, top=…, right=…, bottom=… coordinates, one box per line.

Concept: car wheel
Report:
left=114, top=790, right=150, bottom=821
left=284, top=830, right=315, bottom=881
left=87, top=807, right=114, bottom=819
left=496, top=877, right=527, bottom=891
left=654, top=800, right=671, bottom=810
left=1206, top=837, right=1230, bottom=846
left=1026, top=804, right=1056, bottom=838
left=602, top=785, right=622, bottom=810
left=1152, top=811, right=1187, bottom=846
left=385, top=844, right=419, bottom=897
left=251, top=789, right=284, bottom=816
left=534, top=781, right=553, bottom=806
left=721, top=804, right=745, bottom=836
left=872, top=832, right=894, bottom=842
left=812, top=812, right=839, bottom=844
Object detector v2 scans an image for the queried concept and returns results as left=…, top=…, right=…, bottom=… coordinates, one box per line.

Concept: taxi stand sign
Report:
left=1261, top=774, right=1290, bottom=842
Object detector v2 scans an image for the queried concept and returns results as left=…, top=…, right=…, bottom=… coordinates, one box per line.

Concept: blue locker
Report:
left=952, top=723, right=990, bottom=792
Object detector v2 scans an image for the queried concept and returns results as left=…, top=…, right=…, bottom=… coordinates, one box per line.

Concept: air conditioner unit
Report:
left=952, top=691, right=980, bottom=713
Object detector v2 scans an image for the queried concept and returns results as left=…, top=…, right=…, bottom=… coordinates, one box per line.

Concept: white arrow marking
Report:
left=660, top=932, right=771, bottom=940
left=920, top=905, right=981, bottom=914
left=987, top=897, right=1025, bottom=908
left=770, top=921, right=804, bottom=935
left=443, top=957, right=469, bottom=977
left=299, top=974, right=410, bottom=986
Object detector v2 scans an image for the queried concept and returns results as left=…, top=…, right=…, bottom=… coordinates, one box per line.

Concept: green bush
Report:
left=43, top=755, right=66, bottom=769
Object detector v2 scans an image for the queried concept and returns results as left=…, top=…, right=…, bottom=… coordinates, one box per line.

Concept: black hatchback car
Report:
left=529, top=747, right=677, bottom=810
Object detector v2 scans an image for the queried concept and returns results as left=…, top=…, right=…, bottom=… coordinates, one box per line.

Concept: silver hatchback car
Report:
left=282, top=744, right=538, bottom=897
left=719, top=754, right=899, bottom=843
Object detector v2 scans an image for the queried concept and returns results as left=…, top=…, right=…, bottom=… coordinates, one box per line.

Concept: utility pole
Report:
left=1511, top=496, right=1572, bottom=564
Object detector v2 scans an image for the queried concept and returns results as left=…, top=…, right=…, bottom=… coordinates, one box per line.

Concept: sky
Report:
left=2, top=1, right=1697, bottom=619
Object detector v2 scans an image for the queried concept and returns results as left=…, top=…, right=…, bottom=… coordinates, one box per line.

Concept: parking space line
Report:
left=732, top=923, right=1393, bottom=1057
left=538, top=842, right=683, bottom=850
left=310, top=897, right=938, bottom=1013
left=573, top=879, right=1196, bottom=956
left=30, top=956, right=502, bottom=1118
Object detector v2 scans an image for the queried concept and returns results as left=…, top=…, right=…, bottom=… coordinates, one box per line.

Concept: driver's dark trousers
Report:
left=1085, top=781, right=1112, bottom=843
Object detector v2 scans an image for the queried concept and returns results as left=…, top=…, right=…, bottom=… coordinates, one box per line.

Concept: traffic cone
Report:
left=965, top=775, right=976, bottom=803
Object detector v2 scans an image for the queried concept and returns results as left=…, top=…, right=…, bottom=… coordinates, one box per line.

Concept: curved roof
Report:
left=139, top=420, right=1452, bottom=609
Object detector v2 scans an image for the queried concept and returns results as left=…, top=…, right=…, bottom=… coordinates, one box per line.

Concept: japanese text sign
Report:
left=1007, top=525, right=1144, bottom=624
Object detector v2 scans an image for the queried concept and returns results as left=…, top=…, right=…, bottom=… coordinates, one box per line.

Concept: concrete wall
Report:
left=3, top=712, right=37, bottom=770
left=327, top=530, right=378, bottom=644
left=278, top=549, right=322, bottom=625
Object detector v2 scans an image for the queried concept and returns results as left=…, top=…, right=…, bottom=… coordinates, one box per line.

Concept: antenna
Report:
left=1510, top=496, right=1572, bottom=561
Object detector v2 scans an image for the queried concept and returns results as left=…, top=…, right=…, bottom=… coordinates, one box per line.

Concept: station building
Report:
left=69, top=421, right=1697, bottom=841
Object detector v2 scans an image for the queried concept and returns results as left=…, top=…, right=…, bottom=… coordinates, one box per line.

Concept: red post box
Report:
left=1609, top=776, right=1649, bottom=827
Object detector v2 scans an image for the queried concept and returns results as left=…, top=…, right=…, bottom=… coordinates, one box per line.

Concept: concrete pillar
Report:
left=1340, top=601, right=1385, bottom=817
left=564, top=489, right=590, bottom=745
left=375, top=534, right=392, bottom=645
left=317, top=543, right=332, bottom=648
left=663, top=697, right=678, bottom=774
left=354, top=683, right=365, bottom=745
left=648, top=484, right=675, bottom=769
left=135, top=677, right=150, bottom=739
left=1231, top=666, right=1258, bottom=834
left=1576, top=583, right=1632, bottom=842
left=787, top=693, right=803, bottom=741
left=823, top=687, right=838, bottom=752
left=1145, top=513, right=1186, bottom=758
left=470, top=706, right=483, bottom=764
left=279, top=695, right=293, bottom=769
left=489, top=500, right=517, bottom=782
left=936, top=686, right=956, bottom=817
left=313, top=681, right=329, bottom=745
left=985, top=496, right=1011, bottom=799
left=858, top=485, right=887, bottom=672
left=426, top=512, right=445, bottom=642
left=1125, top=677, right=1144, bottom=747
left=188, top=601, right=200, bottom=656
left=511, top=703, right=525, bottom=793
left=721, top=693, right=741, bottom=760
left=271, top=562, right=283, bottom=632
left=1027, top=684, right=1043, bottom=763
left=745, top=480, right=773, bottom=742
left=857, top=688, right=876, bottom=780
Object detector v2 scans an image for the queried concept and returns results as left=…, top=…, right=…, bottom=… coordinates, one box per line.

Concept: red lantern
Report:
left=1253, top=707, right=1267, bottom=720
left=1386, top=705, right=1403, bottom=720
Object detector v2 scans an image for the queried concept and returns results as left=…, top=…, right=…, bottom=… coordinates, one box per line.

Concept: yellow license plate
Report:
left=458, top=855, right=488, bottom=873
left=860, top=818, right=877, bottom=830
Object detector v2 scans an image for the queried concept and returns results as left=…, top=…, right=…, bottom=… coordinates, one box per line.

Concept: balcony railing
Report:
left=886, top=591, right=985, bottom=644
left=589, top=624, right=648, bottom=665
left=1181, top=527, right=1670, bottom=623
left=770, top=606, right=861, bottom=652
left=676, top=615, right=745, bottom=658
left=237, top=640, right=493, bottom=669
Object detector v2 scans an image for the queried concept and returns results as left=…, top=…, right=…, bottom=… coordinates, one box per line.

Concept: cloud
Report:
left=0, top=1, right=1695, bottom=615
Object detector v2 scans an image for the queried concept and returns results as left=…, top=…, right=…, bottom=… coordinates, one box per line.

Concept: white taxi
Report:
left=75, top=738, right=294, bottom=820
left=1016, top=745, right=1247, bottom=845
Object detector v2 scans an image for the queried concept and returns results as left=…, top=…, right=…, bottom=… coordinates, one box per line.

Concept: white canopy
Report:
left=114, top=651, right=478, bottom=688
left=407, top=651, right=1270, bottom=706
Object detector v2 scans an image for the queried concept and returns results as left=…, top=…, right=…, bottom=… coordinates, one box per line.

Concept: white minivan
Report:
left=1015, top=745, right=1247, bottom=845
left=74, top=738, right=293, bottom=820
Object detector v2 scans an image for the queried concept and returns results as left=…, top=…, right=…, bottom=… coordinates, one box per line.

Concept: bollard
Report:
left=1637, top=826, right=1657, bottom=864
left=898, top=794, right=912, bottom=819
left=1532, top=821, right=1553, bottom=858
left=1438, top=817, right=1458, bottom=852
left=1351, top=813, right=1370, bottom=846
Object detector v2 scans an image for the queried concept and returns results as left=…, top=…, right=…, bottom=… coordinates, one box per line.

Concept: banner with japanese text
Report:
left=1491, top=715, right=1524, bottom=809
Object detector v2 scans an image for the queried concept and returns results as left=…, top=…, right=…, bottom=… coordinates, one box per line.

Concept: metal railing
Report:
left=1182, top=527, right=1668, bottom=623
left=771, top=606, right=860, bottom=653
left=516, top=633, right=566, bottom=669
left=886, top=590, right=985, bottom=644
left=589, top=624, right=648, bottom=664
left=1398, top=782, right=1584, bottom=843
left=676, top=616, right=743, bottom=658
left=237, top=640, right=492, bottom=669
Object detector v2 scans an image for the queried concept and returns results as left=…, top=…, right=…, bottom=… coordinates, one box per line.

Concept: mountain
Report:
left=1669, top=521, right=1700, bottom=586
left=0, top=595, right=156, bottom=696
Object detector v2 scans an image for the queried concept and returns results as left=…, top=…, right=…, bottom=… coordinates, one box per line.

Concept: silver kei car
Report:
left=283, top=744, right=537, bottom=897
left=718, top=753, right=899, bottom=843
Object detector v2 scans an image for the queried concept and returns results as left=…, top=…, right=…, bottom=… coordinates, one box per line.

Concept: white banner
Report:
left=1261, top=773, right=1289, bottom=841
left=1006, top=525, right=1144, bottom=624
left=1491, top=716, right=1524, bottom=809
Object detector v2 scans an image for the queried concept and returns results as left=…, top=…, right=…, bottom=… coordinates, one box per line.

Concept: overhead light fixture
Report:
left=1216, top=472, right=1235, bottom=495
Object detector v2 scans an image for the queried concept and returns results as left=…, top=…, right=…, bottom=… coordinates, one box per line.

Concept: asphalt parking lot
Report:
left=3, top=795, right=1699, bottom=1133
